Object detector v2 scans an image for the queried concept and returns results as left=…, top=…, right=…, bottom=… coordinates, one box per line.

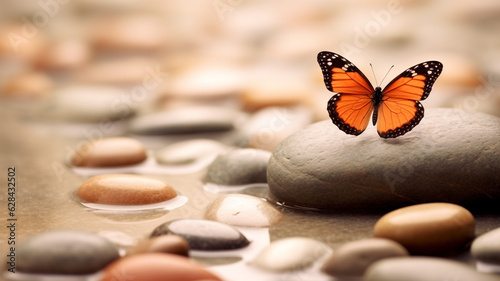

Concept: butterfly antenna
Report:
left=380, top=65, right=394, bottom=86
left=370, top=63, right=379, bottom=86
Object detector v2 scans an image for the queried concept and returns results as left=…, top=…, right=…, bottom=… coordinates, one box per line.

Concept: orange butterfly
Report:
left=317, top=51, right=443, bottom=138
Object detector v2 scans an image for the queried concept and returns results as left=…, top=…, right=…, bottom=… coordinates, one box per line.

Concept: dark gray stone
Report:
left=204, top=148, right=271, bottom=185
left=17, top=230, right=119, bottom=274
left=472, top=227, right=500, bottom=264
left=150, top=219, right=250, bottom=251
left=364, top=257, right=500, bottom=281
left=128, top=106, right=241, bottom=135
left=268, top=108, right=500, bottom=209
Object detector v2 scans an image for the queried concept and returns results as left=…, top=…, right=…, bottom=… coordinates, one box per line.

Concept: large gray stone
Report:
left=268, top=108, right=500, bottom=209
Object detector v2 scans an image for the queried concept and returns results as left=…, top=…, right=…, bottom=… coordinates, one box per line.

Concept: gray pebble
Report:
left=472, top=227, right=500, bottom=264
left=204, top=148, right=271, bottom=185
left=364, top=257, right=500, bottom=281
left=128, top=106, right=242, bottom=135
left=17, top=230, right=119, bottom=274
left=150, top=219, right=250, bottom=251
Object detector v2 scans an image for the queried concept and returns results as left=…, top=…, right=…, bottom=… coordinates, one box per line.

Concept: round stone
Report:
left=241, top=106, right=314, bottom=151
left=127, top=235, right=189, bottom=257
left=205, top=194, right=283, bottom=227
left=155, top=139, right=228, bottom=165
left=150, top=219, right=250, bottom=251
left=471, top=227, right=500, bottom=264
left=267, top=108, right=500, bottom=209
left=40, top=86, right=135, bottom=122
left=364, top=257, right=500, bottom=281
left=99, top=253, right=222, bottom=281
left=252, top=237, right=330, bottom=272
left=75, top=57, right=161, bottom=85
left=77, top=174, right=177, bottom=205
left=1, top=71, right=53, bottom=98
left=164, top=63, right=244, bottom=99
left=34, top=40, right=91, bottom=70
left=321, top=238, right=408, bottom=277
left=71, top=137, right=147, bottom=167
left=373, top=203, right=475, bottom=255
left=240, top=63, right=311, bottom=111
left=203, top=149, right=271, bottom=185
left=17, top=230, right=119, bottom=274
left=128, top=106, right=241, bottom=135
left=89, top=16, right=167, bottom=52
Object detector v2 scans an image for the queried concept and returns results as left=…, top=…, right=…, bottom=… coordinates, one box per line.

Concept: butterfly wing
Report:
left=377, top=61, right=443, bottom=138
left=318, top=51, right=375, bottom=135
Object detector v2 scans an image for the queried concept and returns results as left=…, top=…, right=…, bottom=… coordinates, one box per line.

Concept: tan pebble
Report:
left=35, top=40, right=91, bottom=70
left=163, top=63, right=244, bottom=99
left=373, top=203, right=475, bottom=255
left=71, top=137, right=147, bottom=167
left=243, top=106, right=313, bottom=151
left=127, top=235, right=189, bottom=257
left=1, top=72, right=53, bottom=98
left=0, top=24, right=47, bottom=62
left=241, top=64, right=311, bottom=111
left=321, top=238, right=408, bottom=277
left=89, top=16, right=166, bottom=52
left=75, top=57, right=161, bottom=85
left=78, top=174, right=177, bottom=205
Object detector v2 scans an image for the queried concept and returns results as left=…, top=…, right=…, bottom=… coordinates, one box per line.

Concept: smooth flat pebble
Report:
left=241, top=106, right=314, bottom=151
left=252, top=237, right=331, bottom=272
left=150, top=219, right=250, bottom=251
left=0, top=23, right=47, bottom=62
left=78, top=174, right=177, bottom=205
left=71, top=137, right=147, bottom=167
left=164, top=63, right=245, bottom=99
left=321, top=238, right=408, bottom=277
left=205, top=194, right=283, bottom=227
left=203, top=148, right=271, bottom=185
left=40, top=86, right=134, bottom=122
left=240, top=63, right=312, bottom=111
left=17, top=230, right=119, bottom=274
left=364, top=257, right=500, bottom=281
left=34, top=40, right=91, bottom=70
left=268, top=108, right=500, bottom=209
left=1, top=71, right=53, bottom=98
left=472, top=227, right=500, bottom=264
left=155, top=139, right=228, bottom=165
left=373, top=203, right=475, bottom=255
left=127, top=235, right=189, bottom=257
left=99, top=253, right=222, bottom=281
left=89, top=16, right=167, bottom=52
left=75, top=57, right=161, bottom=84
left=129, top=106, right=241, bottom=135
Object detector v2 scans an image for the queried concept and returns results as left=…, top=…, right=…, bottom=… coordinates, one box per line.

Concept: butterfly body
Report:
left=318, top=51, right=443, bottom=138
left=371, top=86, right=383, bottom=126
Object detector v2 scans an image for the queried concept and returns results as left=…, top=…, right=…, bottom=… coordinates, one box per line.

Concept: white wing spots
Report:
left=342, top=63, right=354, bottom=71
left=327, top=61, right=332, bottom=66
left=427, top=70, right=432, bottom=74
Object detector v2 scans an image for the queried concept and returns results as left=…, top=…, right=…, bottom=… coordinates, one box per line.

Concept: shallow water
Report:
left=1, top=103, right=500, bottom=281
